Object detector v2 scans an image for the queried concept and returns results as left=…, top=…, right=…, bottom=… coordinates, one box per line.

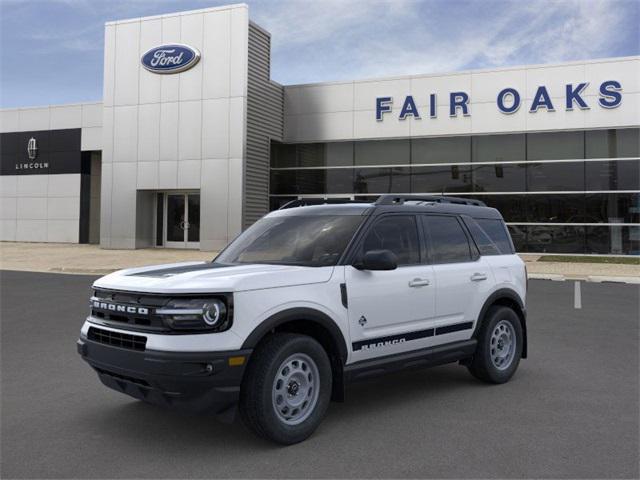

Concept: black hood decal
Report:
left=127, top=262, right=233, bottom=278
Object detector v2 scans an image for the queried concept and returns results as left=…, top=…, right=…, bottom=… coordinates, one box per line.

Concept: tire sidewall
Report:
left=479, top=307, right=523, bottom=383
left=257, top=336, right=332, bottom=444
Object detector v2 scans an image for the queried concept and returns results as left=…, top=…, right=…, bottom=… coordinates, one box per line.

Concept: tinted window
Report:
left=411, top=165, right=473, bottom=193
left=472, top=163, right=526, bottom=192
left=412, top=136, right=470, bottom=164
left=585, top=160, right=640, bottom=190
left=476, top=218, right=514, bottom=254
left=463, top=218, right=501, bottom=255
left=585, top=192, right=640, bottom=224
left=355, top=139, right=409, bottom=166
left=423, top=215, right=472, bottom=264
left=527, top=161, right=585, bottom=191
left=354, top=167, right=410, bottom=194
left=472, top=134, right=525, bottom=162
left=527, top=131, right=584, bottom=160
left=585, top=128, right=640, bottom=158
left=360, top=216, right=420, bottom=265
left=216, top=215, right=363, bottom=267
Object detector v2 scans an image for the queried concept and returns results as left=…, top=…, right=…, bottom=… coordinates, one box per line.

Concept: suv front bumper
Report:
left=77, top=336, right=252, bottom=415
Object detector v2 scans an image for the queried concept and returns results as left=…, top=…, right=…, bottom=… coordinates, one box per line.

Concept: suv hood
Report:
left=93, top=261, right=335, bottom=294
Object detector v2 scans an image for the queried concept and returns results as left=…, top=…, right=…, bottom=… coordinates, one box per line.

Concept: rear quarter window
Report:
left=475, top=218, right=515, bottom=254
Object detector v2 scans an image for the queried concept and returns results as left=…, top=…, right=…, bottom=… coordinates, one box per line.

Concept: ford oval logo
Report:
left=141, top=44, right=201, bottom=74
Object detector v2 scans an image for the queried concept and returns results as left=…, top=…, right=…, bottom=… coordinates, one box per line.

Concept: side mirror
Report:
left=354, top=249, right=398, bottom=271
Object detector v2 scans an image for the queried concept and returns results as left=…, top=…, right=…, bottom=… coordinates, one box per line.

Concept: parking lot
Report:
left=1, top=270, right=638, bottom=479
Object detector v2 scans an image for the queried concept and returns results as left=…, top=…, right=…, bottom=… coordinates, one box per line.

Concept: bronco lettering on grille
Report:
left=91, top=300, right=149, bottom=316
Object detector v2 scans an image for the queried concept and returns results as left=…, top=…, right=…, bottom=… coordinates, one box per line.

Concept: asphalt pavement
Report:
left=1, top=270, right=638, bottom=479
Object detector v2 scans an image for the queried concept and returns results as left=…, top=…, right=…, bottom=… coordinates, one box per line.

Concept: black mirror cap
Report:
left=355, top=249, right=398, bottom=271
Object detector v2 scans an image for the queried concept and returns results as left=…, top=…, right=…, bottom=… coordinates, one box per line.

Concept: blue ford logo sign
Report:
left=141, top=44, right=200, bottom=74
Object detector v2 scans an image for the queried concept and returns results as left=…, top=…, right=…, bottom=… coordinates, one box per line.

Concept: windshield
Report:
left=215, top=215, right=363, bottom=267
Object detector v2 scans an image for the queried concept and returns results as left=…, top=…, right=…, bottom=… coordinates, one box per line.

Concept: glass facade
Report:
left=270, top=128, right=640, bottom=255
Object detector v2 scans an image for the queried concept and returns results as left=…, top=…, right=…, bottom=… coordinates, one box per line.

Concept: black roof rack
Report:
left=279, top=198, right=367, bottom=210
left=375, top=194, right=486, bottom=207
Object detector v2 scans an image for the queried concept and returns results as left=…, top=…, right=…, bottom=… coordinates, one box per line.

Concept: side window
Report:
left=361, top=215, right=420, bottom=265
left=463, top=217, right=501, bottom=256
left=423, top=215, right=472, bottom=264
left=476, top=218, right=514, bottom=254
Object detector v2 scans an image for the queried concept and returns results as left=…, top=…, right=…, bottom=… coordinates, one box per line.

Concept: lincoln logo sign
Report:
left=376, top=80, right=623, bottom=120
left=141, top=44, right=200, bottom=74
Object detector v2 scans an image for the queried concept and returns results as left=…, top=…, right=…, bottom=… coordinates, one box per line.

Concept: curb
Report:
left=528, top=273, right=640, bottom=284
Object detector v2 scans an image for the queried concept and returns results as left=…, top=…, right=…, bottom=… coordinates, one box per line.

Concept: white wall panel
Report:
left=50, top=105, right=82, bottom=129
left=47, top=174, right=80, bottom=197
left=16, top=220, right=47, bottom=242
left=525, top=64, right=585, bottom=100
left=202, top=9, right=231, bottom=99
left=47, top=197, right=80, bottom=220
left=178, top=101, right=202, bottom=160
left=81, top=126, right=103, bottom=151
left=158, top=161, right=178, bottom=189
left=160, top=16, right=181, bottom=103
left=137, top=103, right=161, bottom=161
left=103, top=25, right=116, bottom=107
left=179, top=14, right=204, bottom=102
left=114, top=21, right=141, bottom=106
left=159, top=102, right=179, bottom=161
left=17, top=175, right=47, bottom=197
left=109, top=162, right=137, bottom=243
left=0, top=197, right=17, bottom=219
left=113, top=105, right=138, bottom=162
left=18, top=108, right=50, bottom=131
left=228, top=96, right=245, bottom=158
left=0, top=176, right=18, bottom=197
left=81, top=103, right=103, bottom=127
left=472, top=69, right=526, bottom=104
left=586, top=59, right=640, bottom=94
left=200, top=158, right=229, bottom=249
left=0, top=109, right=19, bottom=132
left=136, top=161, right=159, bottom=189
left=285, top=83, right=353, bottom=115
left=47, top=220, right=79, bottom=243
left=354, top=78, right=411, bottom=111
left=17, top=197, right=47, bottom=219
left=0, top=220, right=17, bottom=241
left=177, top=159, right=201, bottom=188
left=101, top=107, right=114, bottom=163
left=202, top=98, right=230, bottom=159
left=138, top=18, right=162, bottom=105
left=411, top=74, right=472, bottom=108
left=229, top=7, right=248, bottom=98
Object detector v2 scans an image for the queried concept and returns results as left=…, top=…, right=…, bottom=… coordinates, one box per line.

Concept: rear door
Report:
left=345, top=214, right=436, bottom=361
left=422, top=214, right=494, bottom=342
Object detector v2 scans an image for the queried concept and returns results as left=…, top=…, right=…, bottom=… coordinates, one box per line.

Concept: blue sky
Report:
left=1, top=0, right=638, bottom=108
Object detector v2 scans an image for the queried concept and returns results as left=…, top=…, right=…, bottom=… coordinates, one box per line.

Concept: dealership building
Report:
left=1, top=4, right=638, bottom=254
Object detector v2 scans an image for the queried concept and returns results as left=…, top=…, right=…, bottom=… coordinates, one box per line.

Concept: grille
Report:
left=88, top=327, right=147, bottom=351
left=91, top=290, right=170, bottom=332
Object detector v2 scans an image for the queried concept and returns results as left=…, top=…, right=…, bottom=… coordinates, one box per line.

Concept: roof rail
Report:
left=375, top=195, right=486, bottom=207
left=278, top=198, right=368, bottom=210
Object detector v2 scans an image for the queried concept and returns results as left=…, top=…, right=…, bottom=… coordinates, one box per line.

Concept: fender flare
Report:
left=241, top=307, right=349, bottom=363
left=474, top=288, right=528, bottom=358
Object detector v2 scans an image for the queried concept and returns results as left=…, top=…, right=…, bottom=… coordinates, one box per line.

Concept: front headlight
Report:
left=156, top=297, right=231, bottom=332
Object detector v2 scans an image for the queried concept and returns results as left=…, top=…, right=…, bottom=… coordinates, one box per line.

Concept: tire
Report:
left=467, top=306, right=523, bottom=384
left=239, top=333, right=332, bottom=445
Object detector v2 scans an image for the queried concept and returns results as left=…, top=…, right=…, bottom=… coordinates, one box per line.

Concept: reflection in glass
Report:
left=355, top=140, right=409, bottom=166
left=166, top=194, right=185, bottom=242
left=526, top=194, right=585, bottom=222
left=586, top=226, right=640, bottom=255
left=472, top=134, right=525, bottom=162
left=527, top=131, right=584, bottom=160
left=412, top=137, right=471, bottom=164
left=527, top=162, right=585, bottom=191
left=585, top=160, right=640, bottom=190
left=411, top=165, right=473, bottom=193
left=472, top=163, right=526, bottom=192
left=585, top=193, right=640, bottom=224
left=187, top=194, right=200, bottom=242
left=585, top=128, right=640, bottom=158
left=354, top=167, right=410, bottom=194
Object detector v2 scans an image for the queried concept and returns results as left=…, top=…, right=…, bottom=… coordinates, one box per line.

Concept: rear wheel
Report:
left=467, top=306, right=522, bottom=384
left=239, top=333, right=332, bottom=444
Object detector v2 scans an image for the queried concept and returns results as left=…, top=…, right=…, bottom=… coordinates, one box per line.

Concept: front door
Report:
left=164, top=193, right=200, bottom=248
left=345, top=214, right=437, bottom=362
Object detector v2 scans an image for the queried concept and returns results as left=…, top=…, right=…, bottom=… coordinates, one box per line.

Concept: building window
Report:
left=472, top=134, right=525, bottom=163
left=411, top=165, right=473, bottom=193
left=585, top=159, right=639, bottom=191
left=412, top=136, right=471, bottom=164
left=353, top=167, right=410, bottom=194
left=471, top=163, right=526, bottom=192
left=355, top=139, right=409, bottom=166
left=527, top=161, right=585, bottom=191
left=527, top=131, right=584, bottom=160
left=585, top=128, right=640, bottom=158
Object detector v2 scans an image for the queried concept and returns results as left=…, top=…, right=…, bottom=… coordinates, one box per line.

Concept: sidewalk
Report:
left=1, top=242, right=638, bottom=283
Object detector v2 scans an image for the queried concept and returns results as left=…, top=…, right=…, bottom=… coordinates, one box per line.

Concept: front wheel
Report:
left=467, top=306, right=523, bottom=384
left=239, top=333, right=332, bottom=444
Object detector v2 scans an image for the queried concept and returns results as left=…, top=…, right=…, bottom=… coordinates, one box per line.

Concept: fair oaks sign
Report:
left=141, top=44, right=201, bottom=74
left=376, top=80, right=623, bottom=121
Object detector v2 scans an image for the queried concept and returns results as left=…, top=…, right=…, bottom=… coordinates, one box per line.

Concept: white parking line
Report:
left=574, top=281, right=582, bottom=309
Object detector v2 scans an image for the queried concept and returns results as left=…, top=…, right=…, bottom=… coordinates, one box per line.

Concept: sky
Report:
left=0, top=0, right=638, bottom=108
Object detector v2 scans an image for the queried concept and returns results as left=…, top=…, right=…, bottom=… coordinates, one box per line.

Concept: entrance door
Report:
left=164, top=193, right=200, bottom=248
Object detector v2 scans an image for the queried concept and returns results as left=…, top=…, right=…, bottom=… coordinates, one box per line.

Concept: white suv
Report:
left=77, top=195, right=527, bottom=444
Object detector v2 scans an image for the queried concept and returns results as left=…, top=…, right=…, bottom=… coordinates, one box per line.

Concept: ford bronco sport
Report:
left=77, top=195, right=527, bottom=444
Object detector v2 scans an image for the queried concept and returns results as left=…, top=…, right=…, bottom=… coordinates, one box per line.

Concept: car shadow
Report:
left=80, top=363, right=488, bottom=449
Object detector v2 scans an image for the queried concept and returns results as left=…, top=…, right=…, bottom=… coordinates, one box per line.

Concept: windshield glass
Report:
left=215, top=215, right=363, bottom=267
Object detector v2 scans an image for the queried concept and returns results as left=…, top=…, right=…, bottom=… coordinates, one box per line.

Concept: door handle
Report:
left=470, top=272, right=488, bottom=282
left=409, top=278, right=430, bottom=287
